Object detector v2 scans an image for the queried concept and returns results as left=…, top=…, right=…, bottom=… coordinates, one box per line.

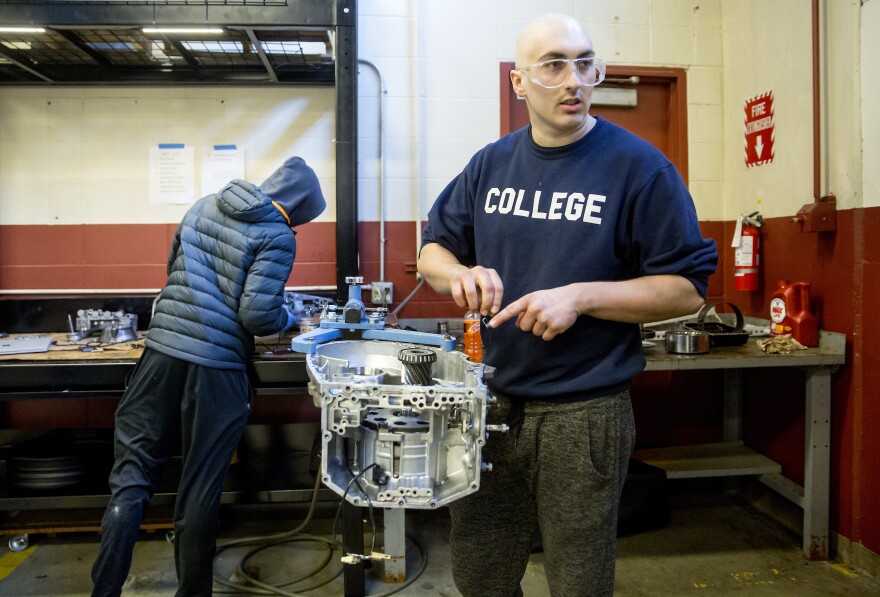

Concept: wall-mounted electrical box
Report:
left=793, top=195, right=836, bottom=233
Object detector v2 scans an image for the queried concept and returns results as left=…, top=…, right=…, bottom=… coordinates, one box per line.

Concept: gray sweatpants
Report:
left=449, top=391, right=635, bottom=597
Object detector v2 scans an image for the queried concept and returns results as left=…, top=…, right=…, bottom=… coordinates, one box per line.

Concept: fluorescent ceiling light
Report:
left=142, top=27, right=224, bottom=35
left=259, top=41, right=329, bottom=55
left=86, top=41, right=135, bottom=51
left=183, top=41, right=242, bottom=53
left=0, top=27, right=46, bottom=33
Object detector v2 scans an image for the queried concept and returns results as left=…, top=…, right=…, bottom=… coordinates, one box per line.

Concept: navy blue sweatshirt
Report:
left=422, top=118, right=718, bottom=401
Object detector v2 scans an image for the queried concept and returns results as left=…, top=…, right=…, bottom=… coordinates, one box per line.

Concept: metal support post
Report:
left=722, top=369, right=743, bottom=496
left=342, top=501, right=366, bottom=597
left=803, top=367, right=831, bottom=560
left=722, top=369, right=743, bottom=441
left=383, top=508, right=406, bottom=582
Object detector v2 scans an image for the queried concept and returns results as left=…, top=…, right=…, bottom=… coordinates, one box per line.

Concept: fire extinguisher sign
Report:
left=744, top=91, right=774, bottom=168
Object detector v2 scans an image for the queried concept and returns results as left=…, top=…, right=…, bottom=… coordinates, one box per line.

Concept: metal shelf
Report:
left=0, top=26, right=334, bottom=84
left=0, top=452, right=333, bottom=510
left=0, top=0, right=340, bottom=85
left=0, top=355, right=309, bottom=398
left=632, top=441, right=783, bottom=479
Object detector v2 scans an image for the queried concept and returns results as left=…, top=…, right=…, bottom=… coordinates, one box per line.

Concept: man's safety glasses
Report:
left=517, top=57, right=606, bottom=89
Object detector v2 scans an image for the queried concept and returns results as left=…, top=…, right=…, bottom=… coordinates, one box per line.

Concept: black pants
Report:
left=91, top=348, right=251, bottom=597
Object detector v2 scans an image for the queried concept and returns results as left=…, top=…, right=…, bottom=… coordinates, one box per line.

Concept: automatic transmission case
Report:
left=305, top=340, right=490, bottom=509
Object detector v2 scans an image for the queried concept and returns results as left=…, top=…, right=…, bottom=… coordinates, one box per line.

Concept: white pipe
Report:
left=820, top=0, right=830, bottom=197
left=392, top=277, right=424, bottom=316
left=358, top=58, right=387, bottom=281
left=412, top=1, right=424, bottom=266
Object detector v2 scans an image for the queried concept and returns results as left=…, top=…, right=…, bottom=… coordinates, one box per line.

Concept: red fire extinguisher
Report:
left=732, top=211, right=762, bottom=291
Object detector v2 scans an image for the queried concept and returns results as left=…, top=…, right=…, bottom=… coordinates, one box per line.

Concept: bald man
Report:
left=418, top=13, right=718, bottom=597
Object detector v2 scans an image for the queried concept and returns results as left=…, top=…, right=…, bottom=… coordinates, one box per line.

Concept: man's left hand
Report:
left=487, top=286, right=579, bottom=341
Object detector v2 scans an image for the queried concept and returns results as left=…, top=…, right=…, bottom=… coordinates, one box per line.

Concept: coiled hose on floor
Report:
left=210, top=472, right=429, bottom=596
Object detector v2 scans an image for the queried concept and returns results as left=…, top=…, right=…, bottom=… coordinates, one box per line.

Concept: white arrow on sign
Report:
left=755, top=136, right=764, bottom=159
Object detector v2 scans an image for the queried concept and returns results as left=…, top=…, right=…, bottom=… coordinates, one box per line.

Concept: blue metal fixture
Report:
left=291, top=276, right=456, bottom=353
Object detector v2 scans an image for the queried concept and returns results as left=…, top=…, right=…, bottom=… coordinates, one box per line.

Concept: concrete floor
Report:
left=1, top=492, right=879, bottom=596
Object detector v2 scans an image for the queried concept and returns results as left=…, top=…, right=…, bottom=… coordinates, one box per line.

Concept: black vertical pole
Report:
left=338, top=3, right=366, bottom=594
left=342, top=500, right=366, bottom=596
left=335, top=0, right=366, bottom=597
left=335, top=0, right=359, bottom=304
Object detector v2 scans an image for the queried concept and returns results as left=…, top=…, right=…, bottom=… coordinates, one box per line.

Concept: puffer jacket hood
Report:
left=258, top=156, right=326, bottom=227
left=214, top=179, right=286, bottom=225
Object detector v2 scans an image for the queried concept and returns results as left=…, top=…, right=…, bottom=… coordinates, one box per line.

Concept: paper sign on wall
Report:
left=744, top=91, right=774, bottom=168
left=202, top=145, right=245, bottom=197
left=149, top=144, right=196, bottom=204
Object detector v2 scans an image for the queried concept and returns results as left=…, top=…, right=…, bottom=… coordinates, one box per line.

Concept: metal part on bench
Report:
left=68, top=309, right=138, bottom=343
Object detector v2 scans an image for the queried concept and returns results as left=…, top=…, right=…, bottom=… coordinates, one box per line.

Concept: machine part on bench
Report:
left=67, top=309, right=138, bottom=343
left=306, top=340, right=497, bottom=509
left=282, top=291, right=334, bottom=329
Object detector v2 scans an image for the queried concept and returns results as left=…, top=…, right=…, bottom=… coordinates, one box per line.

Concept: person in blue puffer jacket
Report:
left=91, top=156, right=326, bottom=597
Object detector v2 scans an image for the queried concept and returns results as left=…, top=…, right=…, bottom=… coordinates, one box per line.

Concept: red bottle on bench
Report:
left=769, top=280, right=818, bottom=347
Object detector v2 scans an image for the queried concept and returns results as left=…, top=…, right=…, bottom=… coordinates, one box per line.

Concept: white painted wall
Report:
left=358, top=0, right=725, bottom=222
left=0, top=0, right=869, bottom=226
left=0, top=87, right=336, bottom=225
left=720, top=0, right=812, bottom=220
left=721, top=0, right=863, bottom=219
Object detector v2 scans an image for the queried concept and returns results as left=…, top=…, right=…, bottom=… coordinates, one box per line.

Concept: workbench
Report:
left=636, top=327, right=845, bottom=560
left=0, top=333, right=323, bottom=510
left=0, top=325, right=846, bottom=562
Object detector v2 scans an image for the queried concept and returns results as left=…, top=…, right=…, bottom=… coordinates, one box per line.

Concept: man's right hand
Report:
left=417, top=243, right=504, bottom=316
left=448, top=264, right=504, bottom=316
